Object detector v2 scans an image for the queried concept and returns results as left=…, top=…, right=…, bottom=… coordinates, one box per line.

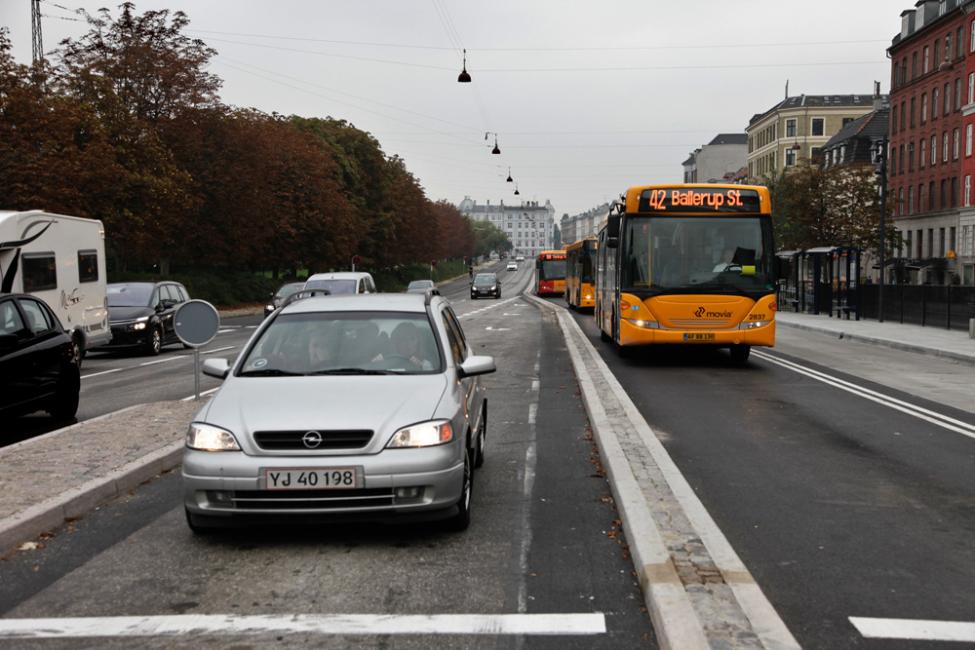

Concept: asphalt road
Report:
left=0, top=263, right=655, bottom=649
left=553, top=296, right=975, bottom=650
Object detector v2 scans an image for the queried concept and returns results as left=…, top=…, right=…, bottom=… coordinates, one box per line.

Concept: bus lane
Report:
left=0, top=288, right=652, bottom=649
left=561, top=300, right=975, bottom=650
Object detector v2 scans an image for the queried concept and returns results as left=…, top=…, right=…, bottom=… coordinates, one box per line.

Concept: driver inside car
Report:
left=373, top=321, right=433, bottom=371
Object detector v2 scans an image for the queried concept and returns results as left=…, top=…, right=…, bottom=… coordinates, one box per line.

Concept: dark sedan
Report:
left=101, top=282, right=190, bottom=355
left=470, top=273, right=501, bottom=299
left=0, top=294, right=80, bottom=421
left=264, top=282, right=305, bottom=318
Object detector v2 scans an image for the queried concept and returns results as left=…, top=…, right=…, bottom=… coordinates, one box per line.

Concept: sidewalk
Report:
left=775, top=310, right=975, bottom=364
left=0, top=400, right=201, bottom=554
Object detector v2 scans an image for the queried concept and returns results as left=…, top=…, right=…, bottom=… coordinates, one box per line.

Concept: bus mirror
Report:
left=606, top=236, right=619, bottom=249
left=607, top=214, right=621, bottom=239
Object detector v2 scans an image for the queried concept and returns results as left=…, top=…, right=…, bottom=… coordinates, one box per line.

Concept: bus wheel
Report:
left=599, top=329, right=611, bottom=342
left=729, top=344, right=751, bottom=365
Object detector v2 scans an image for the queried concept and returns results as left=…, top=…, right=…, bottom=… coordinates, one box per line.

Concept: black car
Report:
left=471, top=272, right=501, bottom=299
left=0, top=294, right=80, bottom=420
left=102, top=282, right=190, bottom=355
left=264, top=282, right=305, bottom=318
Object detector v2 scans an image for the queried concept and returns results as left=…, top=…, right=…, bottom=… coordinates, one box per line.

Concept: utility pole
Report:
left=876, top=138, right=888, bottom=323
left=31, top=0, right=43, bottom=63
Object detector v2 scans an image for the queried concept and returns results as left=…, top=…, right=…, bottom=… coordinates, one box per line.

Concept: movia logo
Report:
left=694, top=306, right=732, bottom=318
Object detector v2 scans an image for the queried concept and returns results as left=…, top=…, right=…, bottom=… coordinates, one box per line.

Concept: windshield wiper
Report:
left=309, top=368, right=399, bottom=375
left=239, top=368, right=305, bottom=377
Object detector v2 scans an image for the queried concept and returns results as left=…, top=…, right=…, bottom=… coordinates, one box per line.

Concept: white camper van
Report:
left=0, top=210, right=111, bottom=358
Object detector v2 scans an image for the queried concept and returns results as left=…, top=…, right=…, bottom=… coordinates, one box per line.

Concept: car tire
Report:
left=47, top=369, right=80, bottom=420
left=70, top=333, right=84, bottom=369
left=145, top=327, right=162, bottom=356
left=729, top=344, right=751, bottom=365
left=446, top=445, right=473, bottom=532
left=474, top=415, right=486, bottom=469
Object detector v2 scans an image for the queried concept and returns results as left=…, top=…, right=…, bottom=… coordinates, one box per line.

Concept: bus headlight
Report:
left=624, top=318, right=659, bottom=329
left=739, top=320, right=771, bottom=330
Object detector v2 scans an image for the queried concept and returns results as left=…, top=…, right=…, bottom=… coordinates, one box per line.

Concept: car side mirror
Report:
left=457, top=355, right=496, bottom=378
left=202, top=358, right=230, bottom=379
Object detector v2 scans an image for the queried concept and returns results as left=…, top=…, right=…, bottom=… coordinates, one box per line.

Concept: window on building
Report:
left=968, top=124, right=973, bottom=156
left=892, top=105, right=898, bottom=134
left=912, top=51, right=919, bottom=79
left=890, top=147, right=897, bottom=174
left=921, top=93, right=928, bottom=122
left=935, top=39, right=942, bottom=67
left=966, top=176, right=972, bottom=207
left=932, top=135, right=938, bottom=165
left=932, top=90, right=939, bottom=120
left=900, top=144, right=906, bottom=173
left=919, top=184, right=925, bottom=211
left=943, top=132, right=950, bottom=162
left=954, top=128, right=961, bottom=159
left=898, top=187, right=905, bottom=216
left=906, top=231, right=913, bottom=258
left=939, top=0, right=947, bottom=17
left=811, top=118, right=825, bottom=136
left=929, top=180, right=936, bottom=209
left=928, top=228, right=935, bottom=257
left=945, top=83, right=952, bottom=115
left=946, top=35, right=952, bottom=62
left=941, top=179, right=948, bottom=208
left=969, top=73, right=975, bottom=104
left=785, top=148, right=797, bottom=167
left=921, top=138, right=927, bottom=168
left=910, top=97, right=917, bottom=127
left=909, top=142, right=915, bottom=171
left=956, top=78, right=962, bottom=110
left=908, top=186, right=915, bottom=214
left=924, top=45, right=931, bottom=73
left=950, top=226, right=956, bottom=253
left=952, top=176, right=959, bottom=206
left=958, top=27, right=964, bottom=58
left=786, top=119, right=796, bottom=138
left=940, top=228, right=946, bottom=256
left=917, top=229, right=925, bottom=258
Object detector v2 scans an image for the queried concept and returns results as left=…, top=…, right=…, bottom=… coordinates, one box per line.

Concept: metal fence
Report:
left=857, top=284, right=975, bottom=330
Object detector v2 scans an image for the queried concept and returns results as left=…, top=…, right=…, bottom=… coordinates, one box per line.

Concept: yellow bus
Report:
left=535, top=249, right=567, bottom=296
left=564, top=238, right=597, bottom=310
left=595, top=184, right=776, bottom=364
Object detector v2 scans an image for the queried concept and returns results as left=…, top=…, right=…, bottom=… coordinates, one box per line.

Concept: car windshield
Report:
left=107, top=283, right=153, bottom=307
left=407, top=280, right=433, bottom=290
left=240, top=311, right=443, bottom=375
left=473, top=274, right=496, bottom=286
left=304, top=279, right=357, bottom=294
left=274, top=283, right=305, bottom=300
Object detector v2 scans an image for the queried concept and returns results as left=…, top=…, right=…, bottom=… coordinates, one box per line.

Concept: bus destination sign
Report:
left=638, top=187, right=762, bottom=213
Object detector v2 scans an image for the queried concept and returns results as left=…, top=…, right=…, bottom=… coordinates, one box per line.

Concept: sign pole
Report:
left=194, top=347, right=201, bottom=400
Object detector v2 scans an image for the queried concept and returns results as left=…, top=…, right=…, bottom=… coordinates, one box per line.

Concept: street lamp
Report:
left=506, top=167, right=513, bottom=182
left=485, top=132, right=501, bottom=155
left=457, top=49, right=471, bottom=83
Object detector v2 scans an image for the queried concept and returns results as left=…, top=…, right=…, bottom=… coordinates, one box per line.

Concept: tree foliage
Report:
left=0, top=5, right=474, bottom=277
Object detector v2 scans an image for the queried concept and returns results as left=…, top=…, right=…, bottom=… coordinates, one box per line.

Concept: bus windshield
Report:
left=539, top=259, right=566, bottom=280
left=621, top=216, right=773, bottom=294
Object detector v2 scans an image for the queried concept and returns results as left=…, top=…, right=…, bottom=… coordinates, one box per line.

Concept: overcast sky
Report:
left=2, top=1, right=897, bottom=215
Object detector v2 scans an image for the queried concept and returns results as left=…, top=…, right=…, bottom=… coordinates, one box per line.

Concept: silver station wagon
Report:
left=182, top=291, right=494, bottom=532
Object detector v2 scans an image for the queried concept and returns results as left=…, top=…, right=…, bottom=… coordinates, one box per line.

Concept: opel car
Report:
left=182, top=292, right=495, bottom=532
left=470, top=273, right=500, bottom=299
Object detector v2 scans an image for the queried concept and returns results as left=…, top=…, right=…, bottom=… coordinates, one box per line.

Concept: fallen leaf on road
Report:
left=18, top=542, right=39, bottom=551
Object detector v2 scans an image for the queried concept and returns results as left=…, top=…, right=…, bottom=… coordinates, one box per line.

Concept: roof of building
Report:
left=891, top=0, right=965, bottom=49
left=823, top=107, right=890, bottom=149
left=707, top=133, right=748, bottom=146
left=682, top=154, right=696, bottom=166
left=748, top=94, right=877, bottom=127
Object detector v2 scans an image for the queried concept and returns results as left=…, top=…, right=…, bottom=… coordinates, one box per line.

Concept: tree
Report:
left=471, top=219, right=511, bottom=258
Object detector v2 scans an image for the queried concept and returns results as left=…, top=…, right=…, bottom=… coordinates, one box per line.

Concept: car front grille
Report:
left=229, top=488, right=394, bottom=510
left=253, top=430, right=373, bottom=450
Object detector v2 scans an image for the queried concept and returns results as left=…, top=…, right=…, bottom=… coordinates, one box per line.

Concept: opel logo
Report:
left=694, top=306, right=706, bottom=318
left=302, top=431, right=323, bottom=449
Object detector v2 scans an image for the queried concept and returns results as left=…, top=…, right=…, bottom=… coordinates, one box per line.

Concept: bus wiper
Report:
left=239, top=368, right=305, bottom=377
left=309, top=368, right=398, bottom=375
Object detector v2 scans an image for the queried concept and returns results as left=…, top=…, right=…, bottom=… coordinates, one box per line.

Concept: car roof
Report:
left=305, top=272, right=373, bottom=281
left=280, top=293, right=433, bottom=315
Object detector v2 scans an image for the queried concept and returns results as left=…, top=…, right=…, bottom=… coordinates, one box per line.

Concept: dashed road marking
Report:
left=139, top=356, right=187, bottom=367
left=80, top=368, right=123, bottom=380
left=180, top=387, right=220, bottom=402
left=201, top=346, right=236, bottom=355
left=849, top=617, right=975, bottom=643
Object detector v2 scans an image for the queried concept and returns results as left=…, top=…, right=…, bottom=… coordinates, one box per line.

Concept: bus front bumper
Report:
left=619, top=319, right=775, bottom=347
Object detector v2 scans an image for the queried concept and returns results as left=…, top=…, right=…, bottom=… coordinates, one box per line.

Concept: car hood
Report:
left=108, top=306, right=153, bottom=322
left=200, top=373, right=449, bottom=455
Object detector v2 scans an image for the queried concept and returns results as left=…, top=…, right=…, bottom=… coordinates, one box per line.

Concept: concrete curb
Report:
left=0, top=440, right=183, bottom=554
left=775, top=318, right=975, bottom=365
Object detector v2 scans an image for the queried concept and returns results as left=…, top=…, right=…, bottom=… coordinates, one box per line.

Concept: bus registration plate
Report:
left=683, top=333, right=715, bottom=342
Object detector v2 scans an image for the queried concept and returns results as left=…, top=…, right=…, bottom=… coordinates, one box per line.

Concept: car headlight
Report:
left=739, top=320, right=771, bottom=330
left=266, top=304, right=275, bottom=311
left=186, top=422, right=241, bottom=451
left=386, top=420, right=453, bottom=448
left=132, top=322, right=146, bottom=330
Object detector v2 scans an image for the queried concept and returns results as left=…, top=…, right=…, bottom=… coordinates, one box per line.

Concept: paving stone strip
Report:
left=0, top=400, right=201, bottom=552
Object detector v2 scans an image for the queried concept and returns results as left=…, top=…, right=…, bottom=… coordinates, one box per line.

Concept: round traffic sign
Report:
left=174, top=300, right=220, bottom=348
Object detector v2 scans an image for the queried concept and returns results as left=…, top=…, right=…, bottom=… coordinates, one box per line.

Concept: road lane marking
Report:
left=180, top=387, right=220, bottom=402
left=849, top=617, right=975, bottom=642
left=80, top=368, right=123, bottom=380
left=139, top=355, right=187, bottom=367
left=217, top=329, right=235, bottom=334
left=517, top=350, right=541, bottom=616
left=0, top=614, right=607, bottom=638
left=752, top=350, right=975, bottom=441
left=201, top=346, right=236, bottom=355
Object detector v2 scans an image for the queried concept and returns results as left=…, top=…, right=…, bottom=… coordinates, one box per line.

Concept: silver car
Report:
left=182, top=292, right=494, bottom=532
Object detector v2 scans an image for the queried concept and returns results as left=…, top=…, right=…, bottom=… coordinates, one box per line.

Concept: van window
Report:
left=22, top=253, right=57, bottom=292
left=78, top=250, right=98, bottom=283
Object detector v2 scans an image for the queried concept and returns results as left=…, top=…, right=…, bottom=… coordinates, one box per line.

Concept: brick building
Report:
left=889, top=0, right=969, bottom=283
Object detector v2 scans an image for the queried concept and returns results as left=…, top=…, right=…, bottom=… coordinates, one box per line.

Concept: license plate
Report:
left=263, top=467, right=360, bottom=490
left=683, top=333, right=716, bottom=342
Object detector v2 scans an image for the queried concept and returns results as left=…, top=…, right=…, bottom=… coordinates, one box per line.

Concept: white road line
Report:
left=517, top=357, right=541, bottom=616
left=217, top=329, right=234, bottom=334
left=849, top=617, right=975, bottom=642
left=752, top=350, right=975, bottom=441
left=139, top=355, right=186, bottom=367
left=201, top=346, right=236, bottom=355
left=0, top=613, right=607, bottom=639
left=80, top=368, right=123, bottom=380
left=180, top=387, right=220, bottom=402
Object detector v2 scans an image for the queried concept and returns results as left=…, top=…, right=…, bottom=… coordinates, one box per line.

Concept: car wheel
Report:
left=47, top=368, right=80, bottom=420
left=729, top=344, right=751, bottom=365
left=474, top=416, right=486, bottom=469
left=69, top=335, right=83, bottom=368
left=446, top=445, right=473, bottom=531
left=185, top=508, right=224, bottom=535
left=145, top=327, right=162, bottom=356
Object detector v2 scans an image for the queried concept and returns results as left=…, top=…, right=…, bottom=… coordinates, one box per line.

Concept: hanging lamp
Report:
left=457, top=49, right=471, bottom=83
